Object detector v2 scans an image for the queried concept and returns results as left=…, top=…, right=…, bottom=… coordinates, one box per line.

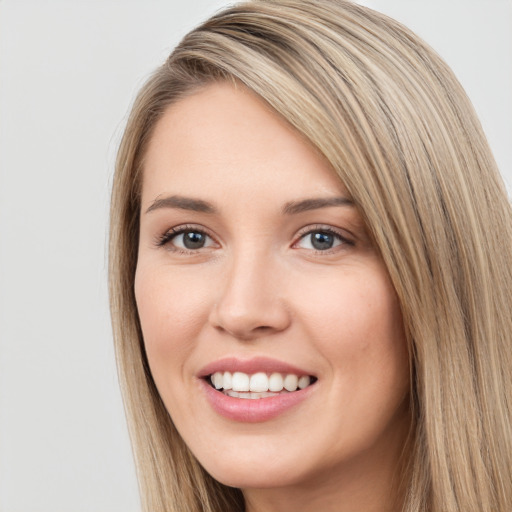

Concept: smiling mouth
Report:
left=207, top=371, right=317, bottom=399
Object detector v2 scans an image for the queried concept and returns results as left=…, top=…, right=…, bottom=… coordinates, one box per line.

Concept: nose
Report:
left=208, top=250, right=291, bottom=340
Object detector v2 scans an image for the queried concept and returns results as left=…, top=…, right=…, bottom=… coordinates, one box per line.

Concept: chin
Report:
left=205, top=462, right=305, bottom=490
left=188, top=439, right=320, bottom=490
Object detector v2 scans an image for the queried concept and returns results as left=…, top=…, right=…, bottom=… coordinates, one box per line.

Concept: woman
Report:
left=109, top=1, right=512, bottom=511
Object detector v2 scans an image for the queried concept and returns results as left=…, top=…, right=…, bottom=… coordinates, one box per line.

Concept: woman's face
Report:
left=135, top=82, right=410, bottom=492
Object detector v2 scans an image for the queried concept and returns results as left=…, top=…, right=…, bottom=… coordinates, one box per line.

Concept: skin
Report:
left=135, top=82, right=411, bottom=512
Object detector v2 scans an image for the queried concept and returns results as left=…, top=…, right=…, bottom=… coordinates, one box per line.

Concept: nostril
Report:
left=208, top=286, right=292, bottom=340
left=254, top=325, right=273, bottom=332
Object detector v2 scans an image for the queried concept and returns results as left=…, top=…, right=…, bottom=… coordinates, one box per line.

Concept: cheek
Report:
left=295, top=268, right=408, bottom=387
left=299, top=274, right=410, bottom=457
left=134, top=265, right=209, bottom=375
left=296, top=268, right=403, bottom=337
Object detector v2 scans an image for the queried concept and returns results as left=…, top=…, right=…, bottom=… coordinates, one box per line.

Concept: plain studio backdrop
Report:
left=0, top=1, right=510, bottom=511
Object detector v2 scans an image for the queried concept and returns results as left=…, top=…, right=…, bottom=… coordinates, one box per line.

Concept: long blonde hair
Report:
left=109, top=1, right=512, bottom=510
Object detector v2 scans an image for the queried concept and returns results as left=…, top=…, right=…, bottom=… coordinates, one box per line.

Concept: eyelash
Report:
left=155, top=224, right=354, bottom=254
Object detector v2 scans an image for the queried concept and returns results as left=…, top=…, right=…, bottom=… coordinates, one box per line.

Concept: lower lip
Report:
left=200, top=379, right=315, bottom=423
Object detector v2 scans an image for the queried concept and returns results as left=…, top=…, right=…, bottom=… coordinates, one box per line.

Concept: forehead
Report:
left=141, top=82, right=349, bottom=208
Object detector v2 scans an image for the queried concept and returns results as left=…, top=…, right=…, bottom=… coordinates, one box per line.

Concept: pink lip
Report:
left=197, top=356, right=317, bottom=423
left=198, top=356, right=315, bottom=378
left=199, top=379, right=315, bottom=423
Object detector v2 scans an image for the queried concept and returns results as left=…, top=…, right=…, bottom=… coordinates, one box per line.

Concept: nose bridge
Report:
left=210, top=243, right=289, bottom=338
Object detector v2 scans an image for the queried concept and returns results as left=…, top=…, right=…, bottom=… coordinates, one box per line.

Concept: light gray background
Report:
left=0, top=1, right=510, bottom=511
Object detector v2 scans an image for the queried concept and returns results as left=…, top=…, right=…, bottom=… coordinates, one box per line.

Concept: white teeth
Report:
left=223, top=371, right=232, bottom=390
left=284, top=374, right=298, bottom=392
left=225, top=390, right=282, bottom=399
left=210, top=371, right=314, bottom=393
left=249, top=372, right=268, bottom=392
left=213, top=372, right=223, bottom=390
left=268, top=372, right=284, bottom=392
left=298, top=375, right=311, bottom=389
left=231, top=372, right=250, bottom=392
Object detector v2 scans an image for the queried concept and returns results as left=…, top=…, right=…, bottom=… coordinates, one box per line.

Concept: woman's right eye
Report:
left=157, top=227, right=216, bottom=252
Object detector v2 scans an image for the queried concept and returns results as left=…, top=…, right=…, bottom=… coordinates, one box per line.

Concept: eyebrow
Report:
left=282, top=196, right=354, bottom=214
left=145, top=194, right=354, bottom=215
left=145, top=195, right=217, bottom=214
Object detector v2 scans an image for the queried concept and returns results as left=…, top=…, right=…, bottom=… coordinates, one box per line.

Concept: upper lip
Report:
left=198, top=356, right=316, bottom=378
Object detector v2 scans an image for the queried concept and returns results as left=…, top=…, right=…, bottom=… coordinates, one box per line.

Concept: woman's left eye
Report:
left=295, top=228, right=350, bottom=252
